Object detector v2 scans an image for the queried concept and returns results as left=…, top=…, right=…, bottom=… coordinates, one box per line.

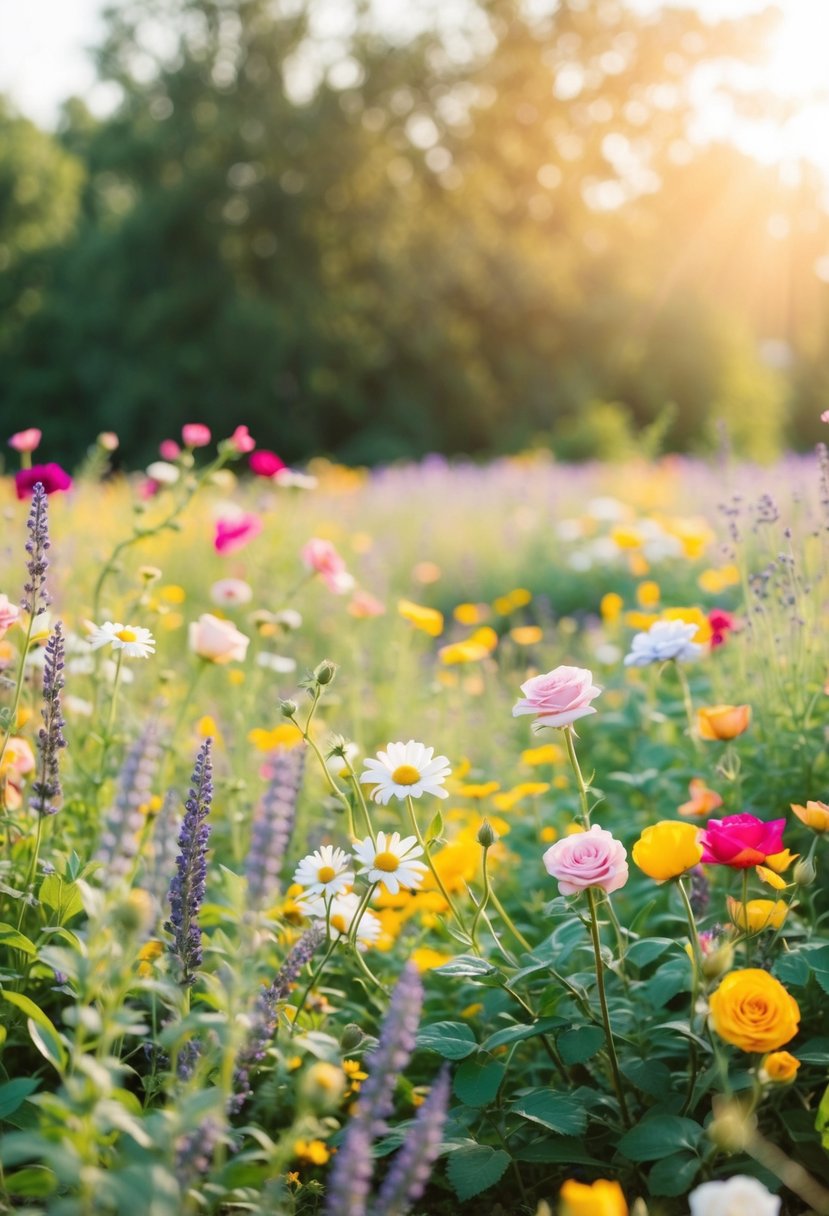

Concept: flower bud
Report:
left=701, top=940, right=734, bottom=980
left=477, top=819, right=498, bottom=849
left=280, top=699, right=298, bottom=718
left=708, top=1098, right=756, bottom=1152
left=793, top=858, right=817, bottom=886
left=340, top=1023, right=364, bottom=1052
left=314, top=660, right=337, bottom=686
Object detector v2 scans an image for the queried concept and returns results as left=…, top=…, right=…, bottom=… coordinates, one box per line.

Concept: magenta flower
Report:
left=229, top=425, right=255, bottom=454
left=182, top=423, right=211, bottom=448
left=9, top=428, right=42, bottom=453
left=15, top=464, right=72, bottom=499
left=513, top=665, right=601, bottom=730
left=249, top=449, right=286, bottom=478
left=543, top=824, right=628, bottom=895
left=214, top=512, right=263, bottom=555
left=159, top=438, right=181, bottom=461
left=699, top=814, right=786, bottom=869
left=301, top=537, right=354, bottom=594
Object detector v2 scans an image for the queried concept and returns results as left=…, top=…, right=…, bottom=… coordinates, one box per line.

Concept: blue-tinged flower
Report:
left=21, top=482, right=50, bottom=615
left=372, top=1065, right=450, bottom=1216
left=30, top=623, right=67, bottom=816
left=244, top=747, right=304, bottom=907
left=166, top=739, right=213, bottom=987
left=95, top=720, right=162, bottom=877
left=623, top=619, right=703, bottom=667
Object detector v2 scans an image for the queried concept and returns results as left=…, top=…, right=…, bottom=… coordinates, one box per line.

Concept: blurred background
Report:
left=1, top=0, right=829, bottom=467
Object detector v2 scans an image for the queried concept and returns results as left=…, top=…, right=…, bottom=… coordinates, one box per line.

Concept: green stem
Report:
left=350, top=944, right=388, bottom=996
left=94, top=649, right=125, bottom=798
left=488, top=887, right=532, bottom=952
left=17, top=812, right=45, bottom=932
left=469, top=845, right=492, bottom=950
left=676, top=877, right=702, bottom=1113
left=292, top=938, right=338, bottom=1029
left=405, top=796, right=468, bottom=940
left=344, top=758, right=375, bottom=843
left=291, top=715, right=355, bottom=836
left=0, top=610, right=37, bottom=772
left=742, top=869, right=752, bottom=964
left=586, top=887, right=631, bottom=1128
left=674, top=661, right=699, bottom=749
left=564, top=726, right=591, bottom=828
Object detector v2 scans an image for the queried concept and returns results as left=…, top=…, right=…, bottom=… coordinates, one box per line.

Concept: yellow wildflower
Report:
left=599, top=592, right=623, bottom=623
left=398, top=599, right=443, bottom=637
left=510, top=625, right=543, bottom=645
left=521, top=743, right=562, bottom=766
left=493, top=782, right=549, bottom=812
left=636, top=581, right=661, bottom=609
left=293, top=1140, right=331, bottom=1166
left=160, top=584, right=186, bottom=604
left=454, top=602, right=484, bottom=625
left=248, top=724, right=304, bottom=751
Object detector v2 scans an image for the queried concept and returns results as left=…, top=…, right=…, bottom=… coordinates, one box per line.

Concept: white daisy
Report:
left=301, top=891, right=381, bottom=949
left=87, top=621, right=156, bottom=659
left=352, top=831, right=427, bottom=896
left=292, top=846, right=354, bottom=899
left=359, top=740, right=451, bottom=805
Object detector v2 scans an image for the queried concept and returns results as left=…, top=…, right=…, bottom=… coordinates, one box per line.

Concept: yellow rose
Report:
left=727, top=897, right=788, bottom=933
left=791, top=800, right=829, bottom=833
left=697, top=704, right=751, bottom=741
left=709, top=969, right=800, bottom=1053
left=761, top=1051, right=800, bottom=1083
left=559, top=1178, right=628, bottom=1216
left=632, top=821, right=702, bottom=882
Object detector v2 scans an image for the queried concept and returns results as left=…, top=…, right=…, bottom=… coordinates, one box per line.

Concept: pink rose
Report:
left=182, top=423, right=211, bottom=448
left=159, top=439, right=181, bottom=461
left=301, top=538, right=354, bottom=595
left=543, top=824, right=629, bottom=895
left=214, top=512, right=263, bottom=555
left=15, top=464, right=73, bottom=499
left=8, top=428, right=42, bottom=453
left=699, top=813, right=786, bottom=869
left=229, top=425, right=255, bottom=454
left=0, top=594, right=20, bottom=639
left=250, top=449, right=286, bottom=478
left=188, top=613, right=250, bottom=664
left=513, top=665, right=601, bottom=729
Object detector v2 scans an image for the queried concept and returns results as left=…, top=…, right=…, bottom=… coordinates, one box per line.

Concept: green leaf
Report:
left=0, top=925, right=37, bottom=957
left=417, top=1021, right=477, bottom=1060
left=482, top=1017, right=565, bottom=1051
left=446, top=1145, right=511, bottom=1201
left=622, top=1058, right=673, bottom=1098
left=772, top=952, right=810, bottom=988
left=557, top=1025, right=604, bottom=1065
left=514, top=1137, right=603, bottom=1166
left=616, top=1116, right=704, bottom=1162
left=626, top=938, right=675, bottom=967
left=644, top=958, right=692, bottom=1008
left=0, top=1078, right=40, bottom=1119
left=816, top=1083, right=829, bottom=1150
left=426, top=809, right=444, bottom=843
left=797, top=1037, right=829, bottom=1065
left=432, top=956, right=498, bottom=980
left=808, top=945, right=829, bottom=996
left=648, top=1152, right=701, bottom=1196
left=5, top=1166, right=57, bottom=1198
left=39, top=875, right=83, bottom=924
left=27, top=1019, right=67, bottom=1073
left=510, top=1090, right=587, bottom=1136
left=453, top=1055, right=505, bottom=1108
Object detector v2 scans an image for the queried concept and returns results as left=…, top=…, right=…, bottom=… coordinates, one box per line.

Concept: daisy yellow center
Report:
left=116, top=628, right=138, bottom=643
left=391, top=764, right=421, bottom=786
left=317, top=865, right=337, bottom=884
left=330, top=914, right=348, bottom=934
left=374, top=850, right=400, bottom=872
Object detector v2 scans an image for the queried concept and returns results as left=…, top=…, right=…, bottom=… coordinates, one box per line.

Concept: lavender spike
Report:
left=324, top=1123, right=374, bottom=1216
left=356, top=963, right=423, bottom=1136
left=139, top=789, right=181, bottom=909
left=21, top=483, right=50, bottom=614
left=30, top=623, right=67, bottom=816
left=165, top=739, right=213, bottom=987
left=95, top=721, right=162, bottom=878
left=371, top=1066, right=450, bottom=1216
left=244, top=747, right=304, bottom=906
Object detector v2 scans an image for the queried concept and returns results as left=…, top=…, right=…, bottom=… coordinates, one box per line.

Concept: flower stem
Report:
left=586, top=886, right=631, bottom=1128
left=488, top=887, right=532, bottom=952
left=291, top=938, right=338, bottom=1029
left=469, top=844, right=492, bottom=950
left=405, top=796, right=468, bottom=939
left=673, top=661, right=699, bottom=748
left=742, top=869, right=752, bottom=964
left=564, top=726, right=591, bottom=828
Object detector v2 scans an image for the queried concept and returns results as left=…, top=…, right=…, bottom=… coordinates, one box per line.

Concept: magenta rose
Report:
left=513, top=665, right=601, bottom=729
left=543, top=824, right=629, bottom=895
left=15, top=464, right=73, bottom=499
left=699, top=813, right=786, bottom=869
left=214, top=512, right=263, bottom=556
left=250, top=449, right=286, bottom=478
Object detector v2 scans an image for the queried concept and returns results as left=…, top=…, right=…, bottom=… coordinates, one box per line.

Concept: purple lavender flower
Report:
left=166, top=739, right=213, bottom=987
left=174, top=1116, right=221, bottom=1185
left=355, top=963, right=423, bottom=1137
left=21, top=483, right=50, bottom=615
left=244, top=747, right=304, bottom=907
left=30, top=623, right=67, bottom=816
left=371, top=1065, right=450, bottom=1216
left=95, top=721, right=162, bottom=879
left=325, top=1123, right=374, bottom=1216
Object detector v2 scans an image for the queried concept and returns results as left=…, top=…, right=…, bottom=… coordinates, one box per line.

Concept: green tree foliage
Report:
left=1, top=0, right=828, bottom=464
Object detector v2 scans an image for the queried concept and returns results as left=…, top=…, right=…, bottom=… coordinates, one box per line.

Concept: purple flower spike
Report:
left=324, top=1122, right=374, bottom=1216
left=372, top=1065, right=450, bottom=1216
left=244, top=747, right=304, bottom=906
left=30, top=623, right=67, bottom=816
left=357, top=962, right=423, bottom=1136
left=22, top=482, right=50, bottom=614
left=166, top=739, right=213, bottom=987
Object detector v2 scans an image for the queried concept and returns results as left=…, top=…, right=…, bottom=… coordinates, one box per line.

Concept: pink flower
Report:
left=15, top=464, right=72, bottom=499
left=214, top=512, right=263, bottom=556
left=0, top=594, right=20, bottom=639
left=822, top=411, right=829, bottom=423
left=699, top=814, right=786, bottom=869
left=159, top=439, right=181, bottom=461
left=301, top=537, right=354, bottom=594
left=182, top=423, right=211, bottom=448
left=512, top=665, right=601, bottom=729
left=708, top=608, right=736, bottom=649
left=210, top=578, right=253, bottom=607
left=98, top=432, right=119, bottom=451
left=229, top=425, right=255, bottom=453
left=188, top=613, right=250, bottom=664
left=9, top=428, right=42, bottom=453
left=348, top=590, right=386, bottom=618
left=250, top=449, right=286, bottom=478
left=543, top=824, right=629, bottom=895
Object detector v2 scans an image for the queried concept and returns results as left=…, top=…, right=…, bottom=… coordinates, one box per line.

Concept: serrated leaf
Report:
left=417, top=1021, right=477, bottom=1060
left=453, top=1055, right=505, bottom=1107
left=648, top=1152, right=701, bottom=1196
left=557, top=1025, right=604, bottom=1065
left=446, top=1145, right=511, bottom=1201
left=616, top=1116, right=704, bottom=1162
left=510, top=1090, right=587, bottom=1135
left=482, top=1016, right=565, bottom=1052
left=773, top=952, right=810, bottom=987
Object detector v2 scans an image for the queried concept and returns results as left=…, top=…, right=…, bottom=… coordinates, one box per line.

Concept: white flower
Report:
left=326, top=741, right=360, bottom=782
left=87, top=621, right=156, bottom=659
left=623, top=619, right=703, bottom=667
left=274, top=608, right=303, bottom=631
left=145, top=461, right=180, bottom=485
left=274, top=468, right=317, bottom=490
left=689, top=1176, right=780, bottom=1216
left=293, top=846, right=354, bottom=899
left=301, top=891, right=381, bottom=949
left=352, top=831, right=427, bottom=895
left=256, top=652, right=297, bottom=673
left=210, top=578, right=253, bottom=606
left=359, top=740, right=451, bottom=804
left=63, top=695, right=93, bottom=716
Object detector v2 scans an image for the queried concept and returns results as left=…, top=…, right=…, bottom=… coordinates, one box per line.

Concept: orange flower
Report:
left=760, top=1051, right=800, bottom=1083
left=765, top=848, right=799, bottom=874
left=709, top=969, right=800, bottom=1053
left=791, top=800, right=829, bottom=833
left=560, top=1178, right=628, bottom=1216
left=678, top=778, right=723, bottom=818
left=697, top=704, right=751, bottom=741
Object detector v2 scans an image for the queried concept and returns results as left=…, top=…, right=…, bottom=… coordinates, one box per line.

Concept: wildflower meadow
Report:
left=2, top=424, right=829, bottom=1216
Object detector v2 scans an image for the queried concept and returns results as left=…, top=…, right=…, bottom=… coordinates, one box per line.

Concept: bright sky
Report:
left=2, top=0, right=828, bottom=175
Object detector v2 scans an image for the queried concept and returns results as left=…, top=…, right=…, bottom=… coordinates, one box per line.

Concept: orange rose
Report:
left=678, top=777, right=723, bottom=818
left=760, top=1051, right=800, bottom=1083
left=709, top=969, right=800, bottom=1053
left=697, top=704, right=751, bottom=741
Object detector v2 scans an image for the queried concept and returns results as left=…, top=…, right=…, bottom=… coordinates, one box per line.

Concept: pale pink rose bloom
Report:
left=188, top=613, right=250, bottom=664
left=210, top=578, right=253, bottom=606
left=182, top=423, right=212, bottom=448
left=513, top=664, right=601, bottom=729
left=229, top=424, right=255, bottom=453
left=159, top=438, right=181, bottom=460
left=9, top=428, right=42, bottom=453
left=301, top=538, right=354, bottom=595
left=822, top=410, right=829, bottom=423
left=543, top=824, right=629, bottom=895
left=0, top=594, right=20, bottom=639
left=214, top=512, right=263, bottom=555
